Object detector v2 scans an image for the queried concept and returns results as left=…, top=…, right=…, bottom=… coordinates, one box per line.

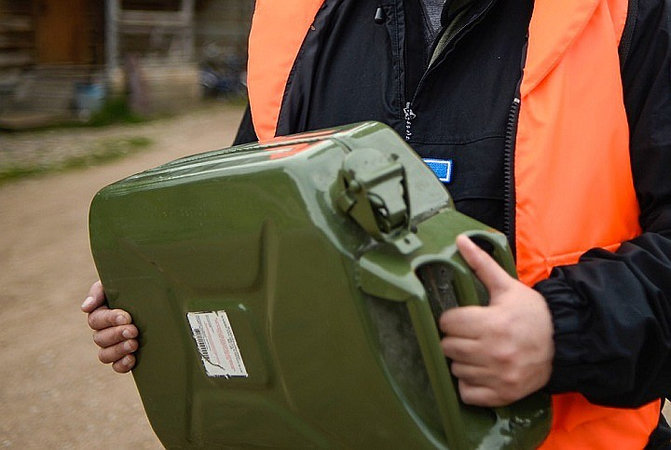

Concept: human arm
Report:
left=534, top=0, right=671, bottom=407
left=441, top=0, right=671, bottom=408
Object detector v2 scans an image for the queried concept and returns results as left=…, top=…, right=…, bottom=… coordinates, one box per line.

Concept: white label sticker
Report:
left=187, top=311, right=248, bottom=378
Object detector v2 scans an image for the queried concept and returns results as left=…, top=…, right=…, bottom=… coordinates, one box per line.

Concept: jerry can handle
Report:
left=357, top=228, right=520, bottom=448
left=405, top=229, right=518, bottom=446
left=461, top=229, right=517, bottom=280
left=426, top=229, right=516, bottom=309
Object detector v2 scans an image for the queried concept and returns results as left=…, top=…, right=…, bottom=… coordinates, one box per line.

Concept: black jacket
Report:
left=234, top=0, right=671, bottom=438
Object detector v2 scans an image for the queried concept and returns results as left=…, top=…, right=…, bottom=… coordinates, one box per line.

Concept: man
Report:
left=83, top=0, right=671, bottom=447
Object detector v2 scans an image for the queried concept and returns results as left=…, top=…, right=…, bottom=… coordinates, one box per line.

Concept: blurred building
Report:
left=0, top=0, right=253, bottom=127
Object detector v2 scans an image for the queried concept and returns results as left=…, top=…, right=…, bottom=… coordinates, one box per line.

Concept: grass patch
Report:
left=85, top=97, right=147, bottom=127
left=0, top=98, right=148, bottom=133
left=0, top=136, right=153, bottom=184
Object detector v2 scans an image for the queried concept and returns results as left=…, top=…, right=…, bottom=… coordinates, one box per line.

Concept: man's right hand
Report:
left=81, top=280, right=138, bottom=373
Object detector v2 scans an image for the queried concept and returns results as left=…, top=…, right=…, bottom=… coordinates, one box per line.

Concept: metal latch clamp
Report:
left=334, top=148, right=421, bottom=253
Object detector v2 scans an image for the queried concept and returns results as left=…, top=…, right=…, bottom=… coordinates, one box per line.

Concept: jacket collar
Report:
left=521, top=0, right=601, bottom=96
left=248, top=0, right=325, bottom=140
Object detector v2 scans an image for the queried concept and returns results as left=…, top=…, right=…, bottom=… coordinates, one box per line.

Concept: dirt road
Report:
left=0, top=104, right=244, bottom=448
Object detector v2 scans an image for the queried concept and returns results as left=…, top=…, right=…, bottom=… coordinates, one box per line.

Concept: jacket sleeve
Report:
left=536, top=0, right=671, bottom=407
left=232, top=103, right=259, bottom=145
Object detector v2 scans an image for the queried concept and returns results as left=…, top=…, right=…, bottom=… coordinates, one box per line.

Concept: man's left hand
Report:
left=439, top=234, right=554, bottom=407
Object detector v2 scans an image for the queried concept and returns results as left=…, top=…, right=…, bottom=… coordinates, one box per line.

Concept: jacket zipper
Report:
left=503, top=97, right=520, bottom=256
left=403, top=102, right=416, bottom=141
left=502, top=37, right=529, bottom=258
left=402, top=0, right=496, bottom=143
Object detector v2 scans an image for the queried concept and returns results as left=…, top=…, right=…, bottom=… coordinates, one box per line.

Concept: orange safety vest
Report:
left=247, top=0, right=662, bottom=447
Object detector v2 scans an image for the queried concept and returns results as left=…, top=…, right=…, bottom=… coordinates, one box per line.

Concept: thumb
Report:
left=456, top=234, right=513, bottom=295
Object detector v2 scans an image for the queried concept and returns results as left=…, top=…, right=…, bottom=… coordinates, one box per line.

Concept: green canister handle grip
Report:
left=402, top=229, right=517, bottom=446
left=414, top=229, right=518, bottom=433
left=462, top=229, right=517, bottom=279
left=447, top=229, right=518, bottom=423
left=446, top=229, right=517, bottom=307
left=357, top=227, right=521, bottom=447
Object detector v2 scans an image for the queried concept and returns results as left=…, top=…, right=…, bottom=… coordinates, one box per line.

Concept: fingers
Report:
left=451, top=362, right=490, bottom=385
left=441, top=336, right=487, bottom=365
left=439, top=306, right=487, bottom=337
left=112, top=354, right=136, bottom=373
left=82, top=281, right=139, bottom=373
left=438, top=237, right=554, bottom=407
left=456, top=234, right=511, bottom=294
left=457, top=379, right=509, bottom=407
left=88, top=307, right=133, bottom=331
left=93, top=324, right=138, bottom=347
left=98, top=339, right=138, bottom=364
left=81, top=280, right=106, bottom=312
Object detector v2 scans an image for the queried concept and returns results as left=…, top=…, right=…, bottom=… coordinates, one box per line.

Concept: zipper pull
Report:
left=403, top=102, right=416, bottom=141
left=374, top=6, right=386, bottom=24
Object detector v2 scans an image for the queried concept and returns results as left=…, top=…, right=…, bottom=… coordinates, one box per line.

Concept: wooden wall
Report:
left=0, top=1, right=35, bottom=73
left=0, top=0, right=254, bottom=116
left=0, top=0, right=253, bottom=78
left=195, top=0, right=253, bottom=59
left=0, top=0, right=104, bottom=70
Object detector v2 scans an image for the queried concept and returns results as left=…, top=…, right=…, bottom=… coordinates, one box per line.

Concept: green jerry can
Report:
left=89, top=122, right=551, bottom=449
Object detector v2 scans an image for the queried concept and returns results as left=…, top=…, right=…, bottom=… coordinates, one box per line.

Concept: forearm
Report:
left=543, top=0, right=671, bottom=408
left=537, top=230, right=671, bottom=407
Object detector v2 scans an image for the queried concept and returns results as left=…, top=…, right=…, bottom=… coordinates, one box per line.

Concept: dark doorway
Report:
left=34, top=0, right=92, bottom=64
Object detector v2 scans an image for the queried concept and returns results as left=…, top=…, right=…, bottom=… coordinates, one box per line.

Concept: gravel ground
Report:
left=0, top=103, right=244, bottom=449
left=0, top=114, right=188, bottom=177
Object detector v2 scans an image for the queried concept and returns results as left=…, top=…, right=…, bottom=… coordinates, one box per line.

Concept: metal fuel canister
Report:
left=89, top=122, right=551, bottom=449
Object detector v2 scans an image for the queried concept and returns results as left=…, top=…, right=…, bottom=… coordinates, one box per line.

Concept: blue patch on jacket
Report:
left=423, top=158, right=453, bottom=183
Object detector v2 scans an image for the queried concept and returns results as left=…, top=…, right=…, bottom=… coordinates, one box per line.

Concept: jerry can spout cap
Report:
left=333, top=147, right=421, bottom=254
